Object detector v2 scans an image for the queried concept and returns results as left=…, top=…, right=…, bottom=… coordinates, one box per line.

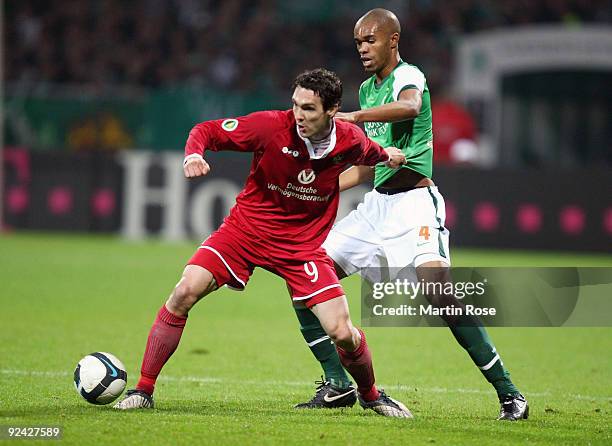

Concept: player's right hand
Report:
left=384, top=147, right=406, bottom=168
left=184, top=156, right=211, bottom=178
left=335, top=111, right=359, bottom=123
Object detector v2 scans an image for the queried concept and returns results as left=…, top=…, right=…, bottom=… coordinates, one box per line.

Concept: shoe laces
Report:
left=500, top=393, right=523, bottom=404
left=313, top=376, right=332, bottom=393
left=125, top=389, right=151, bottom=400
left=378, top=389, right=390, bottom=400
left=376, top=390, right=398, bottom=406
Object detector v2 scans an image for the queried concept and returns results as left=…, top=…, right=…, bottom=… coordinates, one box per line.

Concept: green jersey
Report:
left=359, top=61, right=433, bottom=186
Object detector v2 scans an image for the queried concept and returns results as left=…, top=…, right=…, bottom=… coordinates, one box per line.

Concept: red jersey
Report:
left=184, top=110, right=389, bottom=259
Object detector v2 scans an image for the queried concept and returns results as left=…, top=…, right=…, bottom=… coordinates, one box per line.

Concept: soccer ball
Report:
left=74, top=352, right=127, bottom=405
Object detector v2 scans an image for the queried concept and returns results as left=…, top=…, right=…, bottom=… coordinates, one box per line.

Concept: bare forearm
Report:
left=339, top=165, right=375, bottom=192
left=354, top=100, right=418, bottom=123
left=337, top=90, right=422, bottom=124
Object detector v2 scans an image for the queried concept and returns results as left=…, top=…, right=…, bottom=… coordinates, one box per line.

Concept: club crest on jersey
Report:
left=221, top=119, right=239, bottom=131
left=282, top=146, right=299, bottom=157
left=298, top=169, right=316, bottom=185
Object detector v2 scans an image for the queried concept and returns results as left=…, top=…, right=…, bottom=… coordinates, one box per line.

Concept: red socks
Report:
left=336, top=328, right=380, bottom=401
left=136, top=305, right=187, bottom=396
left=135, top=307, right=378, bottom=402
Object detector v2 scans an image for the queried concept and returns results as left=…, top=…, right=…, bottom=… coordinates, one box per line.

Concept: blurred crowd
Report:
left=8, top=0, right=612, bottom=97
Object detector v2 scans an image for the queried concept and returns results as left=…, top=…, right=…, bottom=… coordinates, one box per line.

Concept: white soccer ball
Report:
left=74, top=352, right=127, bottom=405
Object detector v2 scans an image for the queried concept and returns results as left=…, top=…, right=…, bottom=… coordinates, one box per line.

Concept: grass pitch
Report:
left=0, top=232, right=610, bottom=445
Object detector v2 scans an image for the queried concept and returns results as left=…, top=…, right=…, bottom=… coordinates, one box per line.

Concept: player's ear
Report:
left=390, top=32, right=399, bottom=49
left=327, top=104, right=339, bottom=119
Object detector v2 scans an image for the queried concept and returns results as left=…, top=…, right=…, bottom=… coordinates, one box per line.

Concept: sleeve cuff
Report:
left=396, top=84, right=420, bottom=100
left=375, top=151, right=391, bottom=166
left=183, top=153, right=203, bottom=166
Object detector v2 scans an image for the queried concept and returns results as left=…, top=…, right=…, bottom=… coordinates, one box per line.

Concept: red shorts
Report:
left=187, top=222, right=345, bottom=308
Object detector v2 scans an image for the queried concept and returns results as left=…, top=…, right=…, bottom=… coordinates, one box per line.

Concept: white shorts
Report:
left=323, top=186, right=451, bottom=280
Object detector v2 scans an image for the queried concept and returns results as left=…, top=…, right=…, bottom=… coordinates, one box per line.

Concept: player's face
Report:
left=292, top=87, right=337, bottom=140
left=354, top=22, right=397, bottom=74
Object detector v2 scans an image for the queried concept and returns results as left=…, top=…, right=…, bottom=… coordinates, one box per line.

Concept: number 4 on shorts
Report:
left=419, top=226, right=431, bottom=240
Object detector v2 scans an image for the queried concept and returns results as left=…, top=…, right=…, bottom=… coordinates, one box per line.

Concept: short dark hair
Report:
left=292, top=68, right=342, bottom=111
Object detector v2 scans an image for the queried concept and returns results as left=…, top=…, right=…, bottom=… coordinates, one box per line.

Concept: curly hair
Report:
left=292, top=68, right=342, bottom=111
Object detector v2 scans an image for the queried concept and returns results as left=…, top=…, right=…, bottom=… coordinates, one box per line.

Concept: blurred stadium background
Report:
left=2, top=0, right=611, bottom=253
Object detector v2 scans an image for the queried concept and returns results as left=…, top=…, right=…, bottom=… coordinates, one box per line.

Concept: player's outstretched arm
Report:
left=183, top=154, right=211, bottom=178
left=340, top=147, right=404, bottom=191
left=336, top=89, right=422, bottom=124
left=182, top=111, right=282, bottom=178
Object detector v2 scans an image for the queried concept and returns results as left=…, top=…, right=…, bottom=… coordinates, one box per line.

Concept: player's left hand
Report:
left=335, top=111, right=359, bottom=123
left=384, top=147, right=406, bottom=168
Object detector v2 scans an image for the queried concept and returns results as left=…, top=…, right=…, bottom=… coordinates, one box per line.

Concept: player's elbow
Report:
left=190, top=122, right=207, bottom=136
left=400, top=102, right=420, bottom=119
left=396, top=97, right=421, bottom=120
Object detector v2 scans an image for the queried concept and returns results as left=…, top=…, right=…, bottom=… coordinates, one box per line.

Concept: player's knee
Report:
left=168, top=278, right=208, bottom=315
left=168, top=282, right=197, bottom=315
left=167, top=267, right=216, bottom=316
left=417, top=263, right=454, bottom=306
left=417, top=263, right=449, bottom=284
left=326, top=321, right=354, bottom=349
left=174, top=281, right=198, bottom=301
